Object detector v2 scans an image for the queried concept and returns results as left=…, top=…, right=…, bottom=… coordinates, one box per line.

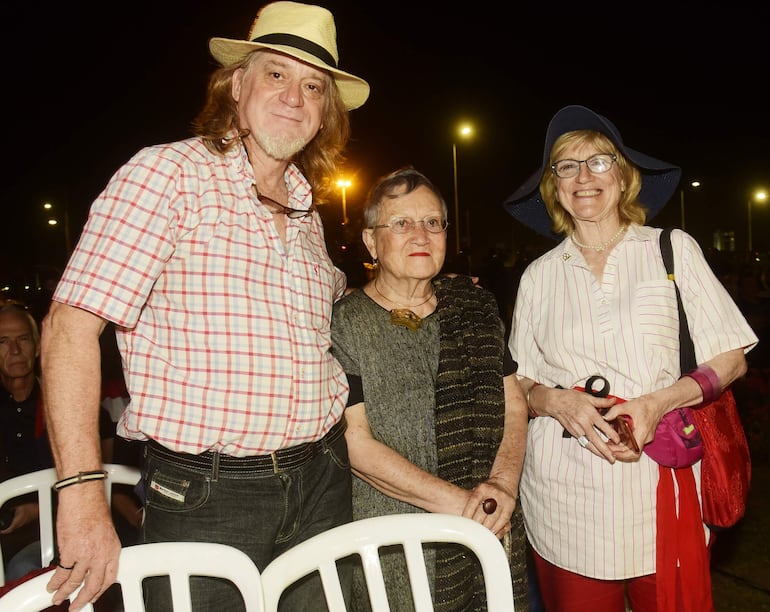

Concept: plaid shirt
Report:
left=54, top=138, right=348, bottom=456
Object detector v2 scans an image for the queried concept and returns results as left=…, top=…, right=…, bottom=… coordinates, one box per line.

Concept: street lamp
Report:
left=748, top=188, right=768, bottom=253
left=451, top=123, right=473, bottom=256
left=336, top=178, right=352, bottom=225
left=679, top=180, right=701, bottom=231
left=43, top=200, right=72, bottom=253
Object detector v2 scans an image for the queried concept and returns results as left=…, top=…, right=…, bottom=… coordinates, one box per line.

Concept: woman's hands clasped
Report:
left=546, top=386, right=645, bottom=463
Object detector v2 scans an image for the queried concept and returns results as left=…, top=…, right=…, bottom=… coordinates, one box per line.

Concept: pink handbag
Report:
left=643, top=407, right=703, bottom=468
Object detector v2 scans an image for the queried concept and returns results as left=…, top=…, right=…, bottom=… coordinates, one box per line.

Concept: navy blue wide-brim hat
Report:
left=502, top=105, right=682, bottom=240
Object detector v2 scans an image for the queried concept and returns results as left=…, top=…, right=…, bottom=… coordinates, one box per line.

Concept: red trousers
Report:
left=532, top=548, right=672, bottom=612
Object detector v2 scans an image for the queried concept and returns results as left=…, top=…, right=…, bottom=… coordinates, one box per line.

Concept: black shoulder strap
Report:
left=659, top=228, right=697, bottom=372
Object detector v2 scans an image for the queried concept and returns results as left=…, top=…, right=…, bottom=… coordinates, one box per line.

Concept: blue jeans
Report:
left=140, top=432, right=352, bottom=612
left=5, top=540, right=41, bottom=582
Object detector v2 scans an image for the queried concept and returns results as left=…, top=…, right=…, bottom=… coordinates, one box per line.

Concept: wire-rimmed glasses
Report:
left=372, top=215, right=449, bottom=234
left=551, top=153, right=617, bottom=179
left=252, top=185, right=314, bottom=219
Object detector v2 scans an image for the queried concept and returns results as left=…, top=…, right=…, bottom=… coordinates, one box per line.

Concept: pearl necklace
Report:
left=373, top=280, right=435, bottom=331
left=571, top=225, right=627, bottom=252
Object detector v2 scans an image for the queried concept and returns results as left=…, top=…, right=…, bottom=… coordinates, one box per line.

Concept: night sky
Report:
left=4, top=2, right=769, bottom=290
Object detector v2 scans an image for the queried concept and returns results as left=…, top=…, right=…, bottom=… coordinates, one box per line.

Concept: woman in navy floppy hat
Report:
left=504, top=105, right=757, bottom=611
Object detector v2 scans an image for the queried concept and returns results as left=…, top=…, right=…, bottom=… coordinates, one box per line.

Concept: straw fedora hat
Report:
left=503, top=105, right=681, bottom=239
left=209, top=1, right=370, bottom=110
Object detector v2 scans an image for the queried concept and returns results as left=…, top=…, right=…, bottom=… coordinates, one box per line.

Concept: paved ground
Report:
left=711, top=457, right=770, bottom=610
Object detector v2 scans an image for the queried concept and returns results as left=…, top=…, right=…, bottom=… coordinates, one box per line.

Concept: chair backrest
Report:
left=0, top=542, right=265, bottom=612
left=0, top=463, right=141, bottom=585
left=0, top=568, right=91, bottom=612
left=260, top=513, right=515, bottom=612
left=116, top=542, right=265, bottom=612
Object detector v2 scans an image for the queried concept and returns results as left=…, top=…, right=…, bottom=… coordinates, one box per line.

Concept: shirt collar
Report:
left=229, top=141, right=313, bottom=212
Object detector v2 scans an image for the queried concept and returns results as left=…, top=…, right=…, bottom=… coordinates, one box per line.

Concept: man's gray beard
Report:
left=256, top=133, right=308, bottom=161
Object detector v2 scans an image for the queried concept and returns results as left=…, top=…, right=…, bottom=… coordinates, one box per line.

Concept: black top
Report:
left=0, top=380, right=53, bottom=478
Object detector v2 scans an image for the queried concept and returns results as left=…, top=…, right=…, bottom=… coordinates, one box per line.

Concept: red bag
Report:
left=690, top=389, right=751, bottom=529
left=659, top=228, right=751, bottom=530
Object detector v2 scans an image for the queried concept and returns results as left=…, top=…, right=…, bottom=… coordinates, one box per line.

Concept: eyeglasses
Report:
left=551, top=153, right=617, bottom=179
left=372, top=216, right=449, bottom=234
left=252, top=185, right=315, bottom=219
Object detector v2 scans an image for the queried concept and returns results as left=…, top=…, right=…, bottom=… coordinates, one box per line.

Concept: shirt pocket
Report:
left=635, top=279, right=680, bottom=363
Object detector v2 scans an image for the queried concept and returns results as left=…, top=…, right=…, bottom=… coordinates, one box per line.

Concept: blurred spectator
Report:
left=0, top=301, right=53, bottom=581
left=0, top=302, right=139, bottom=582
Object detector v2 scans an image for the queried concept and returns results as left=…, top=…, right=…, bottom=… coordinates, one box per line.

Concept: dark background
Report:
left=3, top=1, right=769, bottom=291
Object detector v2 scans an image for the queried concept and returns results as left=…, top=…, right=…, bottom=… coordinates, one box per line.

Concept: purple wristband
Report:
left=682, top=365, right=721, bottom=406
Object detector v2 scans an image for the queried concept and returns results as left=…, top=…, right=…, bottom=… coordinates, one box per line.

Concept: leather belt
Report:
left=146, top=419, right=346, bottom=475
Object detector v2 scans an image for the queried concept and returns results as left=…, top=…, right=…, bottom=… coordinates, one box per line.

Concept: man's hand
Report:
left=46, top=484, right=121, bottom=611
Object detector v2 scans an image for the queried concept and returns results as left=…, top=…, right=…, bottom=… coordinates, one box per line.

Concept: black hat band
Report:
left=251, top=33, right=337, bottom=68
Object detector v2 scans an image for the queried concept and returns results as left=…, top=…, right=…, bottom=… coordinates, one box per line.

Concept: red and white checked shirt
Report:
left=54, top=138, right=349, bottom=456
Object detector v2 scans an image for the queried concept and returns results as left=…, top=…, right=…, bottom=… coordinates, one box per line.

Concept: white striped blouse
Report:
left=509, top=224, right=757, bottom=579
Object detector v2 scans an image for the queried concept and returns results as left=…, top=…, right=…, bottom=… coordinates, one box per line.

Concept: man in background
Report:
left=0, top=301, right=51, bottom=581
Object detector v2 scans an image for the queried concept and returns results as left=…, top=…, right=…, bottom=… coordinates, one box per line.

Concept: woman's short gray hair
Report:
left=363, top=166, right=448, bottom=228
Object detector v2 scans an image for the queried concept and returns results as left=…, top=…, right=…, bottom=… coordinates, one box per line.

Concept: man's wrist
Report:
left=52, top=470, right=108, bottom=491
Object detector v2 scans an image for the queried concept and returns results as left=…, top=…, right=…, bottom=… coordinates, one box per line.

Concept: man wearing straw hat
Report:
left=40, top=3, right=369, bottom=610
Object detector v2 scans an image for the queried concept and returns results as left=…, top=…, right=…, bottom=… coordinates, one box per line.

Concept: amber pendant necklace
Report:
left=373, top=280, right=434, bottom=331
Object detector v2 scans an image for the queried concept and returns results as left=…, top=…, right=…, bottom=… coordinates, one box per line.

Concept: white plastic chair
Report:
left=0, top=541, right=265, bottom=611
left=260, top=513, right=515, bottom=612
left=0, top=569, right=91, bottom=611
left=0, top=463, right=141, bottom=585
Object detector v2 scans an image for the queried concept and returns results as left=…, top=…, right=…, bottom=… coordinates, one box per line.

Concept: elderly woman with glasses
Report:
left=503, top=106, right=757, bottom=612
left=330, top=166, right=530, bottom=611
